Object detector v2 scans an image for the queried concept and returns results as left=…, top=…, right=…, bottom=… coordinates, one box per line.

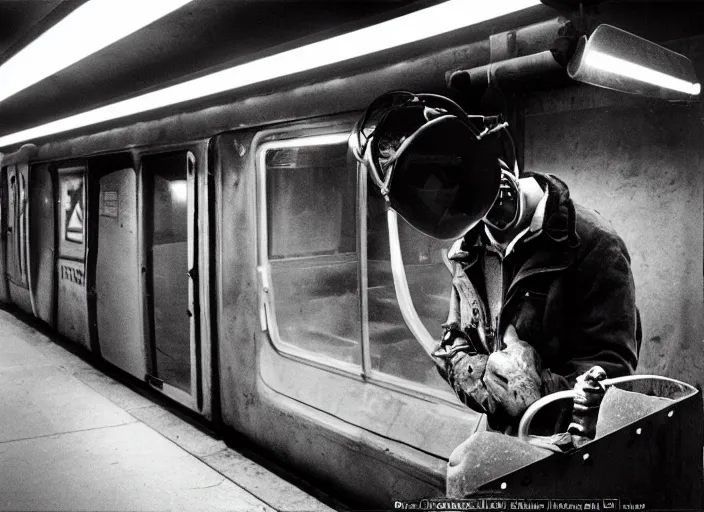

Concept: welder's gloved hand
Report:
left=568, top=366, right=607, bottom=447
left=449, top=350, right=492, bottom=413
left=484, top=325, right=542, bottom=418
left=435, top=327, right=492, bottom=414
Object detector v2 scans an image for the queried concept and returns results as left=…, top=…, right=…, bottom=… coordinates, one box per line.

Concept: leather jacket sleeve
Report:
left=553, top=231, right=641, bottom=389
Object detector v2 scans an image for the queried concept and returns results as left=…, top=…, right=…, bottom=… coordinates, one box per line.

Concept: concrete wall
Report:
left=524, top=85, right=704, bottom=388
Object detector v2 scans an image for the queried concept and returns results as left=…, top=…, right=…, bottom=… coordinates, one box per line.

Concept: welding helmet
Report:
left=349, top=90, right=510, bottom=240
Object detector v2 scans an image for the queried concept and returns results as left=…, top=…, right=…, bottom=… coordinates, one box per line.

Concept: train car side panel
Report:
left=0, top=168, right=8, bottom=303
left=5, top=163, right=33, bottom=314
left=56, top=165, right=90, bottom=348
left=28, top=162, right=56, bottom=326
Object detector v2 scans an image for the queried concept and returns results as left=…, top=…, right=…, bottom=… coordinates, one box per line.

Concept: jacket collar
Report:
left=448, top=172, right=580, bottom=264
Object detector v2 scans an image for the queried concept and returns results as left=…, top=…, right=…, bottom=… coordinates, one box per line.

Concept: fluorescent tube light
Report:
left=584, top=51, right=701, bottom=96
left=567, top=24, right=700, bottom=101
left=0, top=0, right=194, bottom=104
left=0, top=0, right=541, bottom=148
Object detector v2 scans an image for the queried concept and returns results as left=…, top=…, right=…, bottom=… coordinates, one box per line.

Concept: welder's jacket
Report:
left=437, top=173, right=641, bottom=418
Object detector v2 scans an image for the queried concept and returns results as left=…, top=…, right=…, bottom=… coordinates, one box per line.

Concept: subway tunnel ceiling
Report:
left=0, top=0, right=455, bottom=139
left=2, top=0, right=704, bottom=141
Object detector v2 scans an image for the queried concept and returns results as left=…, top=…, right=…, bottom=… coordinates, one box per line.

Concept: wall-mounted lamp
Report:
left=567, top=24, right=701, bottom=100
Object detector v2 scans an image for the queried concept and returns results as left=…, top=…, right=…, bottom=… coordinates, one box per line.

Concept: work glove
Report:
left=484, top=325, right=543, bottom=418
left=434, top=327, right=492, bottom=413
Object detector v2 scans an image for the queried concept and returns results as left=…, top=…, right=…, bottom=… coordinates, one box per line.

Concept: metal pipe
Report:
left=517, top=374, right=698, bottom=441
left=448, top=50, right=564, bottom=90
left=0, top=143, right=37, bottom=166
left=446, top=17, right=570, bottom=90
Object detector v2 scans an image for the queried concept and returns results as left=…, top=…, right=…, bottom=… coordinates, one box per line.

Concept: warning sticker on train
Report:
left=99, top=190, right=119, bottom=218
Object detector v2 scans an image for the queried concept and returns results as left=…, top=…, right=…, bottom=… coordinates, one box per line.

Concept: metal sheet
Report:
left=96, top=168, right=145, bottom=379
left=479, top=390, right=703, bottom=509
left=56, top=257, right=89, bottom=347
left=56, top=167, right=89, bottom=347
left=28, top=163, right=55, bottom=325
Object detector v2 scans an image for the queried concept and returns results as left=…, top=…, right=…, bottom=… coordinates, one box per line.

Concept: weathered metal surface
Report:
left=28, top=163, right=55, bottom=326
left=56, top=166, right=89, bottom=348
left=259, top=340, right=480, bottom=459
left=56, top=257, right=89, bottom=347
left=478, top=389, right=703, bottom=510
left=95, top=167, right=145, bottom=378
left=6, top=162, right=33, bottom=314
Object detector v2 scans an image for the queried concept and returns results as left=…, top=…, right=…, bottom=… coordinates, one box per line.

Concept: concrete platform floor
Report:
left=0, top=308, right=336, bottom=512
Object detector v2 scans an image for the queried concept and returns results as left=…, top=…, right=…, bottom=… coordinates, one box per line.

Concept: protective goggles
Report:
left=350, top=91, right=511, bottom=240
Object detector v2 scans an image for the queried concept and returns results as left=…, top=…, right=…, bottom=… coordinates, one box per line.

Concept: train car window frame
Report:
left=256, top=127, right=467, bottom=407
left=57, top=166, right=87, bottom=262
left=257, top=132, right=363, bottom=377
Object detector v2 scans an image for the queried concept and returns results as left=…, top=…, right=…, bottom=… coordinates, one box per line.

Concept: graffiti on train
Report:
left=60, top=265, right=85, bottom=286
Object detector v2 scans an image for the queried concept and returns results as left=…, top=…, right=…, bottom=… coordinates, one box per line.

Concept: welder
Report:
left=349, top=91, right=641, bottom=436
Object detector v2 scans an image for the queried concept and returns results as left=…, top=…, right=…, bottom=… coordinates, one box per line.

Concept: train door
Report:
left=4, top=163, right=33, bottom=313
left=0, top=168, right=6, bottom=302
left=94, top=162, right=145, bottom=378
left=142, top=151, right=200, bottom=409
left=3, top=165, right=17, bottom=302
left=28, top=163, right=56, bottom=326
left=56, top=165, right=90, bottom=348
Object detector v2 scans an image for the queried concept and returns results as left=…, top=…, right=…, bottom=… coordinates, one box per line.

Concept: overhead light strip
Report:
left=0, top=0, right=195, bottom=104
left=585, top=51, right=701, bottom=96
left=0, top=0, right=541, bottom=149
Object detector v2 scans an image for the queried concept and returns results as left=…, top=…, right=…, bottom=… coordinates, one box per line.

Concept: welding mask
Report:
left=349, top=91, right=509, bottom=240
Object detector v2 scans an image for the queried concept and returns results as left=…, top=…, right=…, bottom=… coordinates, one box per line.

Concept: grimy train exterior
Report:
left=0, top=3, right=702, bottom=508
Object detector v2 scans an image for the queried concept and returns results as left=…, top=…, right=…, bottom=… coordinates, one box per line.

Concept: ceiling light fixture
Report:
left=583, top=51, right=701, bottom=96
left=0, top=0, right=541, bottom=149
left=567, top=24, right=701, bottom=100
left=0, top=0, right=195, bottom=104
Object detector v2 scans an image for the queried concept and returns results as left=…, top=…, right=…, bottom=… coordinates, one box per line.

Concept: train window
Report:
left=263, top=139, right=362, bottom=366
left=260, top=130, right=454, bottom=396
left=58, top=168, right=86, bottom=261
left=366, top=183, right=451, bottom=391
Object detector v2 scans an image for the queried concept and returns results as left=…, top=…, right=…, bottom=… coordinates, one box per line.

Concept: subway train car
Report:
left=1, top=2, right=703, bottom=507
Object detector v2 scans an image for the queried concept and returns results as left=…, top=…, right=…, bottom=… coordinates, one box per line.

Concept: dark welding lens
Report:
left=388, top=117, right=501, bottom=240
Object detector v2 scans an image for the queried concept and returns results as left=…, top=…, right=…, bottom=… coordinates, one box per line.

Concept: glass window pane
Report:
left=266, top=142, right=361, bottom=365
left=367, top=186, right=451, bottom=390
left=58, top=170, right=86, bottom=261
left=144, top=152, right=192, bottom=394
